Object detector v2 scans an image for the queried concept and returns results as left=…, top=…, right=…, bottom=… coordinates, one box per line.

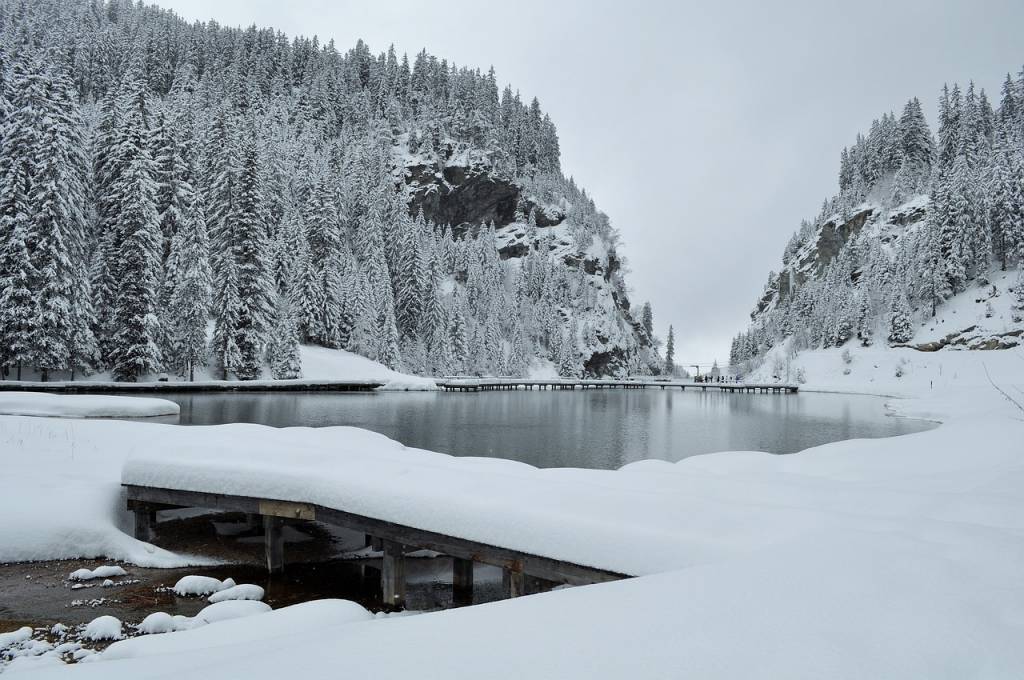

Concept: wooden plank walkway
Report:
left=437, top=378, right=799, bottom=394
left=0, top=379, right=384, bottom=393
left=125, top=485, right=627, bottom=610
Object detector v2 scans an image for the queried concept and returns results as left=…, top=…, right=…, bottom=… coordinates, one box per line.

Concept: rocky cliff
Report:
left=398, top=148, right=657, bottom=377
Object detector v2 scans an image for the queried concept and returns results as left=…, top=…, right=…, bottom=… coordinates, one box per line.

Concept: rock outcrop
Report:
left=404, top=163, right=564, bottom=233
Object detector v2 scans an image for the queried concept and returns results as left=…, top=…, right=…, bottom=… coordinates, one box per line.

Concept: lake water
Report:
left=153, top=389, right=934, bottom=470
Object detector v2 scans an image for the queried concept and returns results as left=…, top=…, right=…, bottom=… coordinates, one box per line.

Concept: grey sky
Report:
left=160, top=0, right=1024, bottom=366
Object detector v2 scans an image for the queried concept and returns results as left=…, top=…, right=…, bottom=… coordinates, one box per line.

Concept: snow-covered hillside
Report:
left=0, top=0, right=658, bottom=389
left=733, top=76, right=1024, bottom=368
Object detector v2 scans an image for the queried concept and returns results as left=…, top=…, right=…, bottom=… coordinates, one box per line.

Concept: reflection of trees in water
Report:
left=153, top=392, right=932, bottom=469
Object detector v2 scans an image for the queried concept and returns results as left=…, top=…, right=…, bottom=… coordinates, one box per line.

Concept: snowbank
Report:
left=24, top=424, right=1024, bottom=677
left=747, top=340, right=1024, bottom=422
left=297, top=345, right=437, bottom=391
left=0, top=392, right=179, bottom=418
left=6, top=345, right=1024, bottom=677
left=103, top=600, right=371, bottom=661
left=0, top=345, right=436, bottom=392
left=0, top=417, right=219, bottom=566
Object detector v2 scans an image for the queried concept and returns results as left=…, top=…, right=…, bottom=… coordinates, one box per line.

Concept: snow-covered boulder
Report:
left=172, top=575, right=233, bottom=597
left=208, top=584, right=265, bottom=603
left=69, top=565, right=128, bottom=581
left=137, top=613, right=177, bottom=635
left=83, top=616, right=123, bottom=641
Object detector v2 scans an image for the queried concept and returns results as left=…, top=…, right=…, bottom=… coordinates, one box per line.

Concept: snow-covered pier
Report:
left=437, top=378, right=799, bottom=393
left=125, top=484, right=626, bottom=609
left=121, top=424, right=665, bottom=610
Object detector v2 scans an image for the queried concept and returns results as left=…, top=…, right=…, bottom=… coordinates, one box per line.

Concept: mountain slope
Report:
left=0, top=0, right=658, bottom=383
left=733, top=75, right=1024, bottom=371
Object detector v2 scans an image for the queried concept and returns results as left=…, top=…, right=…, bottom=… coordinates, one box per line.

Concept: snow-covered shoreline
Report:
left=3, top=347, right=1023, bottom=677
left=0, top=393, right=180, bottom=419
left=1, top=346, right=439, bottom=393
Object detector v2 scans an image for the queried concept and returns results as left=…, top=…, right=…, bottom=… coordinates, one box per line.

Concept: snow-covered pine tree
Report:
left=168, top=190, right=211, bottom=381
left=893, top=97, right=934, bottom=201
left=887, top=291, right=914, bottom=345
left=229, top=133, right=274, bottom=380
left=268, top=294, right=302, bottom=380
left=0, top=51, right=42, bottom=380
left=29, top=58, right=86, bottom=379
left=211, top=253, right=241, bottom=380
left=109, top=59, right=164, bottom=382
left=663, top=324, right=675, bottom=376
left=987, top=145, right=1020, bottom=270
left=89, top=85, right=127, bottom=360
left=641, top=302, right=654, bottom=342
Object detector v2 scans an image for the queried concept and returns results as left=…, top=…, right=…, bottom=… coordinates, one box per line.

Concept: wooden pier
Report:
left=125, top=485, right=627, bottom=610
left=436, top=378, right=799, bottom=394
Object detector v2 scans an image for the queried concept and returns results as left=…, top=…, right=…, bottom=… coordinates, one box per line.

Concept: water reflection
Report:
left=145, top=390, right=934, bottom=470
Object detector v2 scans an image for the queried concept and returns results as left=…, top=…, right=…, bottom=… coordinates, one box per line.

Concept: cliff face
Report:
left=777, top=208, right=876, bottom=304
left=405, top=164, right=565, bottom=235
left=400, top=153, right=656, bottom=376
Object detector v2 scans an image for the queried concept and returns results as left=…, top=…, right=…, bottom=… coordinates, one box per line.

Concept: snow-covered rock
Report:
left=0, top=627, right=32, bottom=651
left=172, top=575, right=232, bottom=597
left=69, top=565, right=128, bottom=581
left=137, top=612, right=177, bottom=635
left=82, top=616, right=122, bottom=641
left=208, top=584, right=265, bottom=603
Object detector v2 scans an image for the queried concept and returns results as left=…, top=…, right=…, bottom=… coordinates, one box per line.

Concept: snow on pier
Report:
left=436, top=378, right=799, bottom=393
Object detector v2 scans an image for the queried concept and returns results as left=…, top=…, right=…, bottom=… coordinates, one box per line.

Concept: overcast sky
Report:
left=160, top=0, right=1024, bottom=366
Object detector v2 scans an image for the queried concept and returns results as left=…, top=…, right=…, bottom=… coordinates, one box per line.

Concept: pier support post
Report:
left=133, top=508, right=156, bottom=542
left=382, top=540, right=406, bottom=610
left=264, top=516, right=284, bottom=574
left=502, top=567, right=525, bottom=599
left=452, top=557, right=474, bottom=606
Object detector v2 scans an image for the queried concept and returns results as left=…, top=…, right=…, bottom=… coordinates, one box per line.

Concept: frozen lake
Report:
left=149, top=389, right=934, bottom=469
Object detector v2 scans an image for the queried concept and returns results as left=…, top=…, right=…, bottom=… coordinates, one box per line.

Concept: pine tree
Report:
left=268, top=294, right=302, bottom=379
left=887, top=292, right=914, bottom=344
left=109, top=60, right=163, bottom=382
left=211, top=255, right=241, bottom=380
left=168, top=191, right=211, bottom=380
left=640, top=302, right=654, bottom=340
left=893, top=97, right=934, bottom=201
left=663, top=324, right=675, bottom=376
left=0, top=52, right=42, bottom=379
left=29, top=63, right=83, bottom=379
left=230, top=134, right=274, bottom=380
left=987, top=147, right=1020, bottom=270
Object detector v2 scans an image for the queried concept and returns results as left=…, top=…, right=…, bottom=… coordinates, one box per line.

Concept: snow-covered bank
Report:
left=3, top=345, right=437, bottom=392
left=746, top=342, right=1024, bottom=421
left=294, top=346, right=436, bottom=391
left=0, top=417, right=217, bottom=566
left=12, top=416, right=1024, bottom=676
left=4, top=348, right=1024, bottom=677
left=0, top=393, right=179, bottom=419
